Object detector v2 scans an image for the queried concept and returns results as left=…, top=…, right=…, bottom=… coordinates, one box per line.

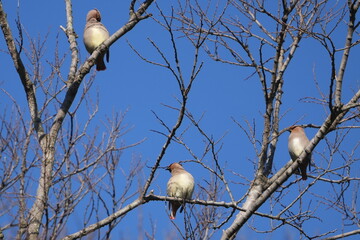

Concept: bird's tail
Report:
left=96, top=56, right=106, bottom=71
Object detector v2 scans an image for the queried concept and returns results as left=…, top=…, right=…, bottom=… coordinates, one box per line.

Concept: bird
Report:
left=166, top=162, right=195, bottom=220
left=288, top=126, right=311, bottom=180
left=83, top=9, right=110, bottom=71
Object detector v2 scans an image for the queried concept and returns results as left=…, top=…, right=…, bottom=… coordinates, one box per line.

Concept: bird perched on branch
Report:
left=288, top=126, right=311, bottom=180
left=83, top=9, right=110, bottom=71
left=166, top=162, right=194, bottom=219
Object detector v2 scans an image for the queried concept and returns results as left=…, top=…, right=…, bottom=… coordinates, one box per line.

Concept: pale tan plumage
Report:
left=83, top=9, right=110, bottom=71
left=288, top=126, right=311, bottom=180
left=166, top=163, right=194, bottom=219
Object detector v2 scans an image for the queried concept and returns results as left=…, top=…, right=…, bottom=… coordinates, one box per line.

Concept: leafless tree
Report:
left=0, top=0, right=360, bottom=239
left=0, top=0, right=153, bottom=239
left=161, top=0, right=360, bottom=239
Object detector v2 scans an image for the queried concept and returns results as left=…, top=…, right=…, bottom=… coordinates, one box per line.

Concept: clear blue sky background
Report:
left=0, top=0, right=359, bottom=239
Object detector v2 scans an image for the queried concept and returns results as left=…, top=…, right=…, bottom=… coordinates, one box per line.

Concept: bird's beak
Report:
left=166, top=165, right=171, bottom=171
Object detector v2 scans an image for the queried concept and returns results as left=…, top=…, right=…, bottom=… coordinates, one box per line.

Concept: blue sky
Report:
left=1, top=0, right=359, bottom=239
